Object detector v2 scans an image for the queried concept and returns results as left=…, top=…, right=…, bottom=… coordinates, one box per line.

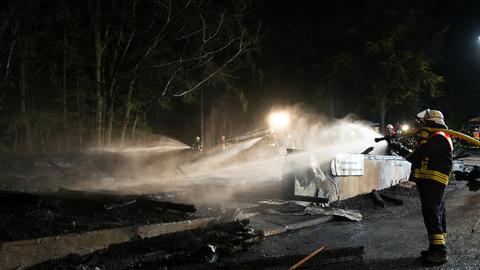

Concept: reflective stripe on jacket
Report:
left=407, top=131, right=453, bottom=186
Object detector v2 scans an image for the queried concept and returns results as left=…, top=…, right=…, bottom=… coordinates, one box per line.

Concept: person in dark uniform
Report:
left=192, top=136, right=203, bottom=152
left=404, top=109, right=453, bottom=264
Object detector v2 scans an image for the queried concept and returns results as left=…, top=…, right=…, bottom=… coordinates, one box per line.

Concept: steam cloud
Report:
left=73, top=107, right=388, bottom=205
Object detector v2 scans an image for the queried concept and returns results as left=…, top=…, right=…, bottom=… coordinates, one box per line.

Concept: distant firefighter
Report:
left=219, top=135, right=227, bottom=150
left=192, top=136, right=203, bottom=152
left=384, top=124, right=398, bottom=144
left=473, top=127, right=480, bottom=140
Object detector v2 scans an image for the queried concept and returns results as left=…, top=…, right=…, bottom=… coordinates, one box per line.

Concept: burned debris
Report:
left=30, top=220, right=262, bottom=270
left=0, top=188, right=195, bottom=242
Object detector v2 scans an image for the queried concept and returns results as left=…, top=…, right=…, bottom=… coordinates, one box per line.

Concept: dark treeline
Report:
left=0, top=0, right=260, bottom=152
left=257, top=0, right=449, bottom=129
left=2, top=0, right=477, bottom=153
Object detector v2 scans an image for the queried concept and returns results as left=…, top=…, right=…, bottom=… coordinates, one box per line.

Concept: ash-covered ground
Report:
left=2, top=147, right=480, bottom=269
left=16, top=180, right=480, bottom=270
left=235, top=180, right=480, bottom=269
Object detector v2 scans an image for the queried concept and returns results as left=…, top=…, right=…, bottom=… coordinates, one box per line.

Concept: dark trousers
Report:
left=416, top=181, right=447, bottom=250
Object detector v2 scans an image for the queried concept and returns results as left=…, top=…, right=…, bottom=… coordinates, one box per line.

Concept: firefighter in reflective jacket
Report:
left=406, top=109, right=453, bottom=264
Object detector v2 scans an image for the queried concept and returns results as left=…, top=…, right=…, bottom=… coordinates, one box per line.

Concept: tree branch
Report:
left=173, top=49, right=241, bottom=97
left=162, top=66, right=179, bottom=96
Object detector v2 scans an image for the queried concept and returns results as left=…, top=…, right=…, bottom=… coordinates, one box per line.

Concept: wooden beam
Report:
left=0, top=218, right=213, bottom=270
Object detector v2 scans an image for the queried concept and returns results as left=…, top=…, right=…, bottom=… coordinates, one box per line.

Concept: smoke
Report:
left=67, top=107, right=388, bottom=205
left=92, top=135, right=191, bottom=154
left=286, top=107, right=387, bottom=156
left=180, top=107, right=388, bottom=185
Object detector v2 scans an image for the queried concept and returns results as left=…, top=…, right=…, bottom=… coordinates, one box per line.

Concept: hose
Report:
left=401, top=128, right=480, bottom=147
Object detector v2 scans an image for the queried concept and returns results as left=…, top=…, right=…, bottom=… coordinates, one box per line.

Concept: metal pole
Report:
left=201, top=87, right=204, bottom=148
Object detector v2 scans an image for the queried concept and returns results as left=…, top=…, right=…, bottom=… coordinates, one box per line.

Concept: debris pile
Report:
left=0, top=189, right=192, bottom=242
left=31, top=220, right=262, bottom=270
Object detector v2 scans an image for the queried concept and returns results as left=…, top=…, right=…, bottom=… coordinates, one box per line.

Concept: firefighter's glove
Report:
left=467, top=179, right=480, bottom=192
left=390, top=142, right=412, bottom=157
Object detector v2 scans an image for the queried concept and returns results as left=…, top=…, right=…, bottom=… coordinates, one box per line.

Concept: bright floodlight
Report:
left=268, top=111, right=290, bottom=130
left=401, top=124, right=410, bottom=132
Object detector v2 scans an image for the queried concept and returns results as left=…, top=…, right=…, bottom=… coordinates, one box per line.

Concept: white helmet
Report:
left=416, top=109, right=446, bottom=127
left=386, top=124, right=394, bottom=130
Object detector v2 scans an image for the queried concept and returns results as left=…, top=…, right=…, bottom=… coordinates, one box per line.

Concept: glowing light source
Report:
left=401, top=124, right=410, bottom=132
left=268, top=111, right=290, bottom=130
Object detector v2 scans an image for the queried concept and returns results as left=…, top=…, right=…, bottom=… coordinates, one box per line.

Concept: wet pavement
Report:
left=242, top=181, right=480, bottom=269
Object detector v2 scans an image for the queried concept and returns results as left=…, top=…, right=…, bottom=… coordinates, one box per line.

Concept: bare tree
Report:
left=87, top=0, right=259, bottom=146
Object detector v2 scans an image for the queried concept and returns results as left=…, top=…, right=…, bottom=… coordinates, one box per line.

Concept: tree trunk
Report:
left=62, top=26, right=69, bottom=152
left=121, top=78, right=135, bottom=146
left=78, top=98, right=84, bottom=152
left=93, top=0, right=104, bottom=147
left=105, top=23, right=124, bottom=146
left=329, top=99, right=335, bottom=119
left=105, top=78, right=116, bottom=146
left=208, top=99, right=215, bottom=149
left=3, top=21, right=18, bottom=89
left=200, top=87, right=204, bottom=147
left=20, top=59, right=32, bottom=152
left=379, top=97, right=386, bottom=133
left=76, top=65, right=84, bottom=152
left=95, top=47, right=104, bottom=147
left=40, top=128, right=46, bottom=153
left=13, top=131, right=18, bottom=152
left=131, top=112, right=139, bottom=143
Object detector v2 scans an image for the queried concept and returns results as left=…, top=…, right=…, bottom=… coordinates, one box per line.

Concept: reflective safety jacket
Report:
left=406, top=131, right=453, bottom=186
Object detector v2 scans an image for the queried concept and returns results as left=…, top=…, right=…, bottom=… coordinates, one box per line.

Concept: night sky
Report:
left=251, top=1, right=480, bottom=126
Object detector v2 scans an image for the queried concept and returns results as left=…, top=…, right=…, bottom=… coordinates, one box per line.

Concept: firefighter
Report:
left=219, top=135, right=227, bottom=150
left=401, top=109, right=453, bottom=264
left=385, top=124, right=396, bottom=137
left=192, top=136, right=203, bottom=152
left=473, top=127, right=480, bottom=140
left=384, top=124, right=398, bottom=144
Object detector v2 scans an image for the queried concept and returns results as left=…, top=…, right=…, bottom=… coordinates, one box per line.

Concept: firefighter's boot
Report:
left=423, top=245, right=447, bottom=264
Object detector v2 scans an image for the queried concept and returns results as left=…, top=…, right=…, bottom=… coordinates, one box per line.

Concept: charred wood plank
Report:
left=56, top=187, right=125, bottom=203
left=172, top=246, right=365, bottom=270
left=371, top=189, right=385, bottom=208
left=136, top=196, right=196, bottom=213
left=0, top=190, right=41, bottom=205
left=30, top=220, right=258, bottom=270
left=292, top=195, right=329, bottom=203
left=57, top=188, right=196, bottom=213
left=0, top=218, right=213, bottom=270
left=379, top=193, right=404, bottom=206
